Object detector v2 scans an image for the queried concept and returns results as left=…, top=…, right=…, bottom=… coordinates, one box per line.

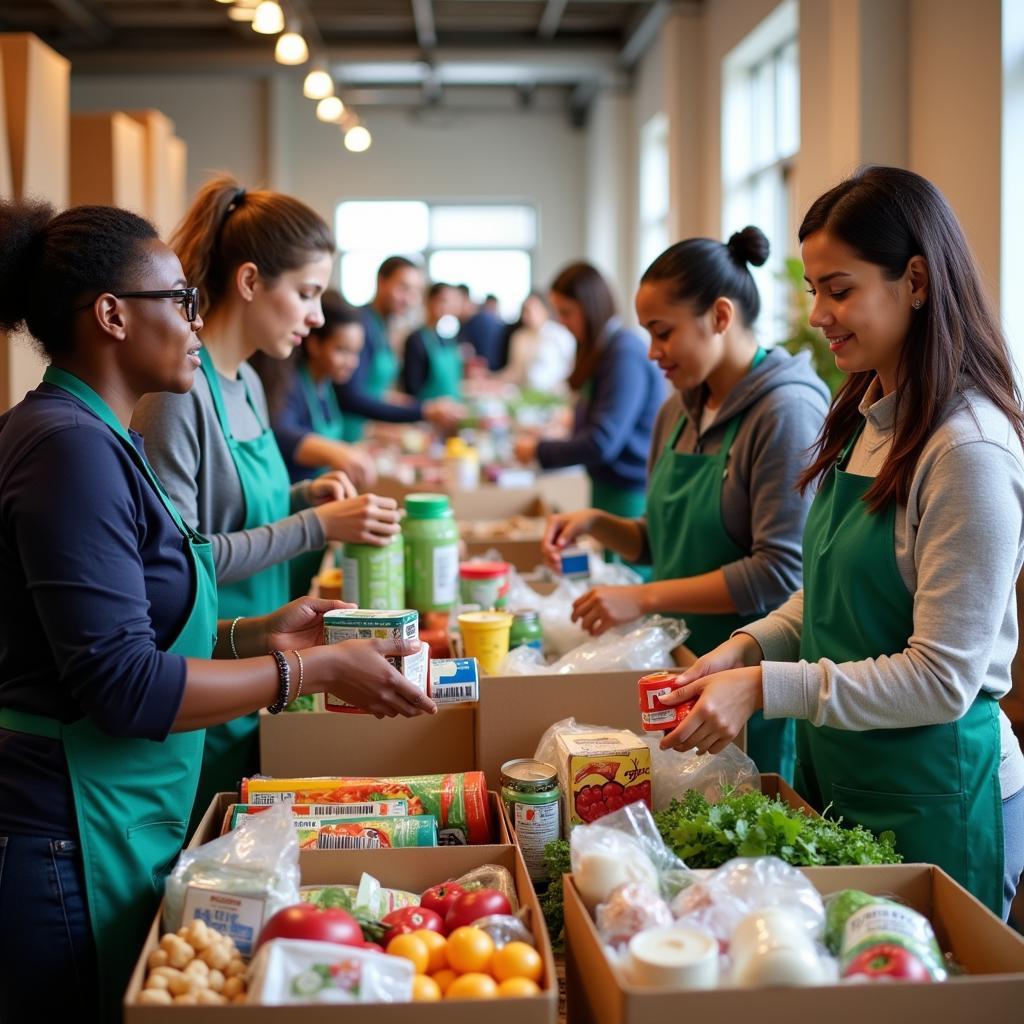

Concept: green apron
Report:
left=343, top=307, right=398, bottom=442
left=796, top=423, right=1004, bottom=914
left=192, top=349, right=290, bottom=825
left=419, top=327, right=463, bottom=401
left=289, top=363, right=347, bottom=597
left=0, top=366, right=218, bottom=1021
left=646, top=350, right=795, bottom=779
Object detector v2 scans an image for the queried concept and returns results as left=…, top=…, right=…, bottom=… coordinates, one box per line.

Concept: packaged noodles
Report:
left=294, top=815, right=438, bottom=850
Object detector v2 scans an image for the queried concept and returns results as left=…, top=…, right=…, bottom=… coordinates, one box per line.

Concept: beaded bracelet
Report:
left=291, top=649, right=305, bottom=704
left=229, top=616, right=243, bottom=659
left=267, top=650, right=292, bottom=715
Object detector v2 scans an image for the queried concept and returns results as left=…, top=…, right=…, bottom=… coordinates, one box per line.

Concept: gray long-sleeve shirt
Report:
left=640, top=347, right=830, bottom=616
left=131, top=361, right=325, bottom=586
left=743, top=380, right=1024, bottom=798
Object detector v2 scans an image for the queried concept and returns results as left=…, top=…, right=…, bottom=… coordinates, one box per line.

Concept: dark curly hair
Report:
left=0, top=200, right=158, bottom=358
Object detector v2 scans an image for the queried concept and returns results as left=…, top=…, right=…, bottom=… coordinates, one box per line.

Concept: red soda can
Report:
left=637, top=671, right=695, bottom=732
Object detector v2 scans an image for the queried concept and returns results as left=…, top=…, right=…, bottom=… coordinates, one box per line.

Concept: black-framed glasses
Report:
left=73, top=286, right=200, bottom=323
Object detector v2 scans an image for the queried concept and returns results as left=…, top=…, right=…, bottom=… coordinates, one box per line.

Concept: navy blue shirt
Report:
left=461, top=310, right=507, bottom=371
left=0, top=385, right=191, bottom=837
left=537, top=324, right=666, bottom=491
left=333, top=306, right=424, bottom=424
left=402, top=327, right=460, bottom=398
left=272, top=360, right=333, bottom=484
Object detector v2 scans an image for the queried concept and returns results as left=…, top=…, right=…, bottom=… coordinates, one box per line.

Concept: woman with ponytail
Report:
left=543, top=229, right=829, bottom=778
left=132, top=175, right=402, bottom=822
left=658, top=168, right=1024, bottom=918
left=0, top=200, right=434, bottom=1021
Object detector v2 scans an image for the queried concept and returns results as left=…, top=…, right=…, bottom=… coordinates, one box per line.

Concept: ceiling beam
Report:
left=537, top=0, right=569, bottom=40
left=49, top=0, right=109, bottom=41
left=619, top=0, right=671, bottom=67
left=411, top=0, right=437, bottom=50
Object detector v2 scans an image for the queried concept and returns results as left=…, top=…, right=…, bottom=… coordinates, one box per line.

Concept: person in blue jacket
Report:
left=266, top=290, right=375, bottom=484
left=514, top=261, right=665, bottom=520
left=458, top=284, right=508, bottom=370
left=0, top=199, right=435, bottom=1022
left=402, top=282, right=464, bottom=401
left=336, top=256, right=462, bottom=440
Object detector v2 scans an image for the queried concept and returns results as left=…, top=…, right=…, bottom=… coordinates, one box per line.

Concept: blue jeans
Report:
left=1003, top=786, right=1024, bottom=921
left=0, top=833, right=99, bottom=1022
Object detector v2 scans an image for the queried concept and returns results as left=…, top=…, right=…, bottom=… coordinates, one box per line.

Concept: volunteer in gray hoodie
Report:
left=657, top=167, right=1024, bottom=919
left=543, top=227, right=829, bottom=778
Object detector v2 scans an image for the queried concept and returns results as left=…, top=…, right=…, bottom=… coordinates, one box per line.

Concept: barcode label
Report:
left=248, top=792, right=294, bottom=805
left=432, top=684, right=477, bottom=704
left=316, top=833, right=382, bottom=850
left=302, top=802, right=407, bottom=817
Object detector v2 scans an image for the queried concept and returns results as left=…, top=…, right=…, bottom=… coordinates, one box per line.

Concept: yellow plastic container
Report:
left=457, top=611, right=514, bottom=675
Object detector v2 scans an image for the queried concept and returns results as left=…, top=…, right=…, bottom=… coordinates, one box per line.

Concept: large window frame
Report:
left=721, top=0, right=799, bottom=346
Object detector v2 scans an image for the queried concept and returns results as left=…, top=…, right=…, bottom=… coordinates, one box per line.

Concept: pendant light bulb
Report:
left=316, top=96, right=345, bottom=123
left=252, top=1, right=284, bottom=34
left=227, top=4, right=256, bottom=22
left=303, top=68, right=334, bottom=99
left=344, top=126, right=372, bottom=153
left=275, top=30, right=309, bottom=65
left=214, top=0, right=235, bottom=5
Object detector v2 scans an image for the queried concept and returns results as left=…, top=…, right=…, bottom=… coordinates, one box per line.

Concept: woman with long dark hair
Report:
left=543, top=229, right=829, bottom=777
left=513, top=262, right=664, bottom=520
left=658, top=166, right=1024, bottom=917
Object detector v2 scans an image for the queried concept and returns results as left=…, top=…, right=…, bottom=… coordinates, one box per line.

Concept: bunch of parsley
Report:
left=539, top=838, right=571, bottom=951
left=654, top=789, right=900, bottom=869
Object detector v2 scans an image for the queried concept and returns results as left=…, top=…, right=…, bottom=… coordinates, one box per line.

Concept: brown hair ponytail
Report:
left=171, top=173, right=335, bottom=317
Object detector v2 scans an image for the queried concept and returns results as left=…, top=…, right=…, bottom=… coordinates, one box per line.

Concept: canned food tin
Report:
left=637, top=670, right=695, bottom=732
left=500, top=759, right=561, bottom=883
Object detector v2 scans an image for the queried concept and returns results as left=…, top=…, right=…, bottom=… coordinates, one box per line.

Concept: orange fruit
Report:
left=412, top=929, right=448, bottom=973
left=386, top=933, right=429, bottom=975
left=446, top=972, right=498, bottom=1000
left=431, top=968, right=458, bottom=995
left=497, top=977, right=542, bottom=998
left=491, top=941, right=543, bottom=983
left=411, top=975, right=442, bottom=1002
left=445, top=926, right=495, bottom=974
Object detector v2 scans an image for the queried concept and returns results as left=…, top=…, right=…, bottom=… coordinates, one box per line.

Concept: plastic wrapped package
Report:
left=163, top=804, right=300, bottom=957
left=451, top=863, right=519, bottom=913
left=639, top=737, right=758, bottom=810
left=670, top=856, right=825, bottom=946
left=570, top=802, right=692, bottom=912
left=247, top=939, right=414, bottom=1005
left=499, top=616, right=690, bottom=675
left=474, top=914, right=535, bottom=949
left=596, top=883, right=674, bottom=949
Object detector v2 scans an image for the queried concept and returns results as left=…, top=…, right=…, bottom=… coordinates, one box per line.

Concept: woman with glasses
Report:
left=131, top=175, right=403, bottom=826
left=0, top=199, right=435, bottom=1021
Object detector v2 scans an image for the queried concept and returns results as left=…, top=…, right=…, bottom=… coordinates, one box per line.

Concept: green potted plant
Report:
left=779, top=256, right=845, bottom=394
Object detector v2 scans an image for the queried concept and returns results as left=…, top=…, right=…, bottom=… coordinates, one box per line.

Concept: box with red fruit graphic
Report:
left=555, top=729, right=652, bottom=828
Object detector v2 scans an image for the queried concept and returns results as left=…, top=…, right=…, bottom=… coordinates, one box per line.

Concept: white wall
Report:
left=71, top=73, right=586, bottom=292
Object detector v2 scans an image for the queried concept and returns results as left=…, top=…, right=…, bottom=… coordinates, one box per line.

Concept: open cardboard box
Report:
left=126, top=834, right=555, bottom=1022
left=191, top=790, right=512, bottom=851
left=259, top=704, right=476, bottom=779
left=564, top=863, right=1024, bottom=1024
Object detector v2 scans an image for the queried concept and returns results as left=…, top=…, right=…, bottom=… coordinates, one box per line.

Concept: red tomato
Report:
left=444, top=888, right=513, bottom=931
left=844, top=943, right=934, bottom=982
left=256, top=904, right=364, bottom=952
left=381, top=906, right=445, bottom=945
left=420, top=882, right=466, bottom=920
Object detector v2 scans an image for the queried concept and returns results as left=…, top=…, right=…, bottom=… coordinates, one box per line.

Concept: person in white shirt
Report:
left=501, top=291, right=575, bottom=394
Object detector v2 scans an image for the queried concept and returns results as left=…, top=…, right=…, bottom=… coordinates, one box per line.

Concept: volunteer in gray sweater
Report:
left=132, top=176, right=401, bottom=821
left=544, top=227, right=829, bottom=778
left=659, top=167, right=1024, bottom=919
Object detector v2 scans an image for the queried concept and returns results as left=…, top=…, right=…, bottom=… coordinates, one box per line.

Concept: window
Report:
left=639, top=113, right=670, bottom=275
left=335, top=201, right=536, bottom=319
left=722, top=0, right=799, bottom=345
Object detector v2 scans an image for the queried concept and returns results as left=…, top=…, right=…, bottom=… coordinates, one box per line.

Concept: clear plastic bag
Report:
left=569, top=801, right=692, bottom=912
left=670, top=856, right=825, bottom=945
left=640, top=737, right=759, bottom=810
left=163, top=803, right=300, bottom=953
left=595, top=883, right=674, bottom=949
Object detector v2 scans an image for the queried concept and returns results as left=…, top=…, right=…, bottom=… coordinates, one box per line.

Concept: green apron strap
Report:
left=419, top=328, right=463, bottom=401
left=0, top=707, right=61, bottom=739
left=298, top=362, right=331, bottom=436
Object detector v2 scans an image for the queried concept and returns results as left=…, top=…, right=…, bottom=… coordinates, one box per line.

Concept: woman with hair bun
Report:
left=0, top=200, right=434, bottom=1021
left=132, top=175, right=403, bottom=821
left=660, top=168, right=1024, bottom=917
left=544, top=228, right=829, bottom=778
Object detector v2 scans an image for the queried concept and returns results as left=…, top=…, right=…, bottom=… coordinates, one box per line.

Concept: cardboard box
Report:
left=125, top=109, right=177, bottom=237
left=164, top=134, right=188, bottom=238
left=259, top=704, right=476, bottom=779
left=564, top=864, right=1024, bottom=1024
left=70, top=111, right=147, bottom=211
left=127, top=831, right=555, bottom=1022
